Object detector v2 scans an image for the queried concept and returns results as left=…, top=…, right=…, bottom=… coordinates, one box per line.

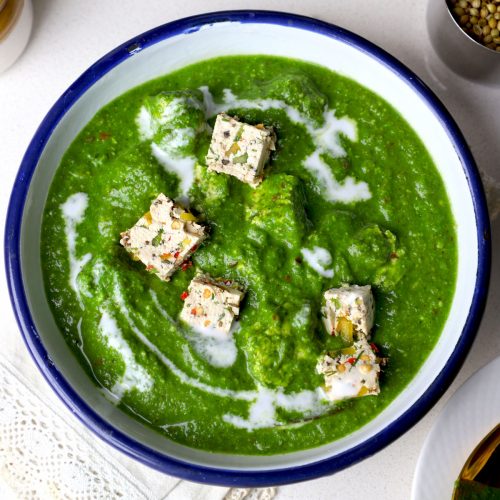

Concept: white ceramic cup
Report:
left=0, top=0, right=33, bottom=74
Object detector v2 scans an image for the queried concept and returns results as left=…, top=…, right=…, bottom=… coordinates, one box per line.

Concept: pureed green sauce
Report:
left=41, top=56, right=457, bottom=454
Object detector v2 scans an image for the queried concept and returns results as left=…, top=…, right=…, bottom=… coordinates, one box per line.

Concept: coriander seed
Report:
left=448, top=0, right=500, bottom=51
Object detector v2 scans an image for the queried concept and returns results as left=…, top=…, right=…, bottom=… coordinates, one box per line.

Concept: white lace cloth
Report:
left=0, top=358, right=275, bottom=500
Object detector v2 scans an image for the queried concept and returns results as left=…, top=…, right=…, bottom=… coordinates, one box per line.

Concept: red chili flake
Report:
left=346, top=357, right=356, bottom=365
left=190, top=244, right=198, bottom=253
left=180, top=291, right=189, bottom=301
left=173, top=251, right=180, bottom=259
left=146, top=265, right=155, bottom=271
left=191, top=307, right=198, bottom=315
left=181, top=260, right=193, bottom=271
left=98, top=131, right=111, bottom=140
left=370, top=343, right=379, bottom=353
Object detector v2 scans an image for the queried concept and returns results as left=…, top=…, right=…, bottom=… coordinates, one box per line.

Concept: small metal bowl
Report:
left=427, top=0, right=500, bottom=84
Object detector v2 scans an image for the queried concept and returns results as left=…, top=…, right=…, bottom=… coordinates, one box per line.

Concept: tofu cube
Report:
left=120, top=193, right=207, bottom=281
left=323, top=285, right=374, bottom=341
left=316, top=338, right=381, bottom=402
left=180, top=274, right=244, bottom=334
left=206, top=113, right=276, bottom=187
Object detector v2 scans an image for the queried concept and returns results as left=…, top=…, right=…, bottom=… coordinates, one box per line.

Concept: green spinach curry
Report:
left=41, top=55, right=457, bottom=454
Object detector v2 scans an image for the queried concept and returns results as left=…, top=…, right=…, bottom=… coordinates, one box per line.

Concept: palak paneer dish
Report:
left=41, top=56, right=457, bottom=454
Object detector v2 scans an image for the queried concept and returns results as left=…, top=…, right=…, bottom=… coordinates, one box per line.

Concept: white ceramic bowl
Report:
left=412, top=356, right=500, bottom=500
left=5, top=11, right=490, bottom=487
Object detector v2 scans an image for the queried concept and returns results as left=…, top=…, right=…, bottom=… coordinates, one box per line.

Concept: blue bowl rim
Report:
left=4, top=10, right=491, bottom=487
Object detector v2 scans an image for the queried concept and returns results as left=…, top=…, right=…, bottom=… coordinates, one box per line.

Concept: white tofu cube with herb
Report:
left=206, top=113, right=276, bottom=187
left=120, top=193, right=207, bottom=281
left=316, top=338, right=382, bottom=403
left=323, top=285, right=374, bottom=342
left=180, top=274, right=244, bottom=334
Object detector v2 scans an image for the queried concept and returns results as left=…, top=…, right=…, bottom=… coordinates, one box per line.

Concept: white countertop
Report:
left=1, top=1, right=499, bottom=499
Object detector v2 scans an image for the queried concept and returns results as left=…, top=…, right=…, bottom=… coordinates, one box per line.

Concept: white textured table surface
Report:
left=1, top=1, right=499, bottom=499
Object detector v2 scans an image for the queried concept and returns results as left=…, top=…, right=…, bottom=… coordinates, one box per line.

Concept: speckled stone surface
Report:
left=1, top=1, right=499, bottom=498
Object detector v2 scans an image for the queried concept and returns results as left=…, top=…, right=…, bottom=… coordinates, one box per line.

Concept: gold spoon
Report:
left=453, top=423, right=500, bottom=499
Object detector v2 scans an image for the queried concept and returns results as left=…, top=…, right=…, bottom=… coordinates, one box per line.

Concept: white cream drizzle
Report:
left=199, top=87, right=304, bottom=123
left=223, top=387, right=276, bottom=430
left=113, top=278, right=255, bottom=401
left=136, top=97, right=184, bottom=141
left=98, top=310, right=153, bottom=398
left=313, top=110, right=357, bottom=157
left=150, top=290, right=238, bottom=368
left=379, top=206, right=390, bottom=221
left=137, top=86, right=370, bottom=204
left=292, top=302, right=312, bottom=328
left=111, top=276, right=329, bottom=429
left=97, top=220, right=113, bottom=238
left=91, top=258, right=104, bottom=286
left=137, top=99, right=198, bottom=200
left=303, top=151, right=371, bottom=203
left=223, top=386, right=329, bottom=430
left=199, top=86, right=371, bottom=204
left=163, top=127, right=195, bottom=152
left=160, top=420, right=196, bottom=431
left=60, top=193, right=92, bottom=308
left=150, top=142, right=195, bottom=200
left=301, top=246, right=334, bottom=278
left=136, top=105, right=155, bottom=140
left=415, top=181, right=426, bottom=198
left=187, top=323, right=239, bottom=369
